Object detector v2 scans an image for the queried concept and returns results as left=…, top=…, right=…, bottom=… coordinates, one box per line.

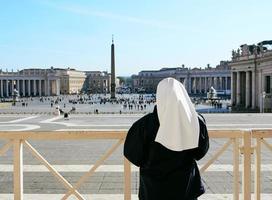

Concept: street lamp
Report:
left=262, top=91, right=266, bottom=113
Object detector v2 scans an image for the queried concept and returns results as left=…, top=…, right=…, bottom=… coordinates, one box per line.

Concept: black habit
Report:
left=124, top=106, right=209, bottom=200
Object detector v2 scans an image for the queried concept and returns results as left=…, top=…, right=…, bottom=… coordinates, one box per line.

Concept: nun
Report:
left=124, top=78, right=209, bottom=200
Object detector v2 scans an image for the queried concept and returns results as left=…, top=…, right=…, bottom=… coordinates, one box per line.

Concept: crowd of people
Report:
left=6, top=93, right=156, bottom=115
left=1, top=93, right=229, bottom=115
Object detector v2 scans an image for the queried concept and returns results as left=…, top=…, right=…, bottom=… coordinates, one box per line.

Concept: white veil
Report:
left=155, top=78, right=200, bottom=151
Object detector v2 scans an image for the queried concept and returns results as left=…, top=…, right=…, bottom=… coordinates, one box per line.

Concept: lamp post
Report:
left=262, top=91, right=266, bottom=113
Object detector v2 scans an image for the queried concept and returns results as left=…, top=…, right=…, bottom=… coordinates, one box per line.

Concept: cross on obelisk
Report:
left=111, top=35, right=116, bottom=99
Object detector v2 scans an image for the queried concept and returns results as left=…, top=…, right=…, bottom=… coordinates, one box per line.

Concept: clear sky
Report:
left=0, top=0, right=271, bottom=76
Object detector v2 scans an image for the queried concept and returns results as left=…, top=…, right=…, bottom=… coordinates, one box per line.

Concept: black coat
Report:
left=124, top=106, right=209, bottom=200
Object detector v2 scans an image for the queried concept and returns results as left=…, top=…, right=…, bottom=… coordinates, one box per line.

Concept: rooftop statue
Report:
left=241, top=44, right=249, bottom=56
left=232, top=50, right=236, bottom=58
left=237, top=48, right=240, bottom=56
left=253, top=45, right=258, bottom=55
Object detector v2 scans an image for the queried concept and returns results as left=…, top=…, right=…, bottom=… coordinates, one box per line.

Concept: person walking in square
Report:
left=124, top=77, right=209, bottom=200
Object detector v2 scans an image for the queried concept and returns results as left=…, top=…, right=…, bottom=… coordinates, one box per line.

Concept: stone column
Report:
left=6, top=79, right=9, bottom=97
left=22, top=80, right=25, bottom=97
left=44, top=80, right=47, bottom=96
left=236, top=72, right=241, bottom=105
left=252, top=71, right=256, bottom=109
left=199, top=77, right=202, bottom=93
left=231, top=72, right=236, bottom=105
left=190, top=77, right=193, bottom=94
left=188, top=77, right=192, bottom=94
left=207, top=77, right=210, bottom=90
left=225, top=77, right=228, bottom=90
left=28, top=79, right=31, bottom=96
left=39, top=80, right=42, bottom=96
left=56, top=79, right=60, bottom=95
left=0, top=79, right=3, bottom=97
left=204, top=77, right=207, bottom=93
left=211, top=77, right=214, bottom=89
left=17, top=79, right=20, bottom=95
left=11, top=79, right=14, bottom=96
left=33, top=80, right=36, bottom=96
left=214, top=77, right=218, bottom=90
left=194, top=77, right=197, bottom=94
left=47, top=80, right=51, bottom=96
left=183, top=78, right=187, bottom=89
left=246, top=71, right=250, bottom=108
left=271, top=75, right=272, bottom=93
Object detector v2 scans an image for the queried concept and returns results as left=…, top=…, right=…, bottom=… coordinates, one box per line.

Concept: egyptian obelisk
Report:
left=110, top=35, right=116, bottom=99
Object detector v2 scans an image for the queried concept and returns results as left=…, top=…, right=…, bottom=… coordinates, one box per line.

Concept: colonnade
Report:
left=231, top=71, right=256, bottom=109
left=181, top=76, right=231, bottom=94
left=0, top=78, right=60, bottom=98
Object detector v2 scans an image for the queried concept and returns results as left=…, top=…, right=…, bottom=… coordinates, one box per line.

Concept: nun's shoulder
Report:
left=132, top=112, right=154, bottom=128
left=197, top=112, right=206, bottom=124
left=126, top=112, right=158, bottom=145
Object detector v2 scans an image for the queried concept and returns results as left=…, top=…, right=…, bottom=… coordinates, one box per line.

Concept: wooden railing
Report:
left=252, top=129, right=272, bottom=200
left=0, top=129, right=271, bottom=200
left=0, top=131, right=129, bottom=200
left=200, top=130, right=243, bottom=200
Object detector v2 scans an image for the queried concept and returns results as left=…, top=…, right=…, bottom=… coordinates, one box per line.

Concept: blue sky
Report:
left=0, top=0, right=271, bottom=76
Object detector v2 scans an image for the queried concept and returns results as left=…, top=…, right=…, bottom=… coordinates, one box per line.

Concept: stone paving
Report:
left=0, top=100, right=271, bottom=199
left=0, top=94, right=229, bottom=115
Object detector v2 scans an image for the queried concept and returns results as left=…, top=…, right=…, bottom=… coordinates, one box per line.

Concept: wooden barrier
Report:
left=252, top=129, right=272, bottom=200
left=0, top=129, right=270, bottom=200
left=0, top=131, right=127, bottom=200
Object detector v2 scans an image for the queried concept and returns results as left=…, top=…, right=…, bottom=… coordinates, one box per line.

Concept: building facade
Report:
left=85, top=71, right=121, bottom=94
left=0, top=67, right=86, bottom=97
left=230, top=40, right=272, bottom=112
left=59, top=69, right=86, bottom=94
left=132, top=62, right=231, bottom=95
left=85, top=71, right=111, bottom=94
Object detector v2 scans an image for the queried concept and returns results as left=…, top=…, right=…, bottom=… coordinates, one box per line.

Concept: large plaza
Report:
left=0, top=100, right=272, bottom=199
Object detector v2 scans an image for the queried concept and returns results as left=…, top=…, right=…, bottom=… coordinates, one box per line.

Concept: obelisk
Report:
left=110, top=35, right=116, bottom=99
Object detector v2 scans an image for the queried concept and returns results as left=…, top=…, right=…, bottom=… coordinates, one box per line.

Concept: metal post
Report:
left=262, top=92, right=266, bottom=113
